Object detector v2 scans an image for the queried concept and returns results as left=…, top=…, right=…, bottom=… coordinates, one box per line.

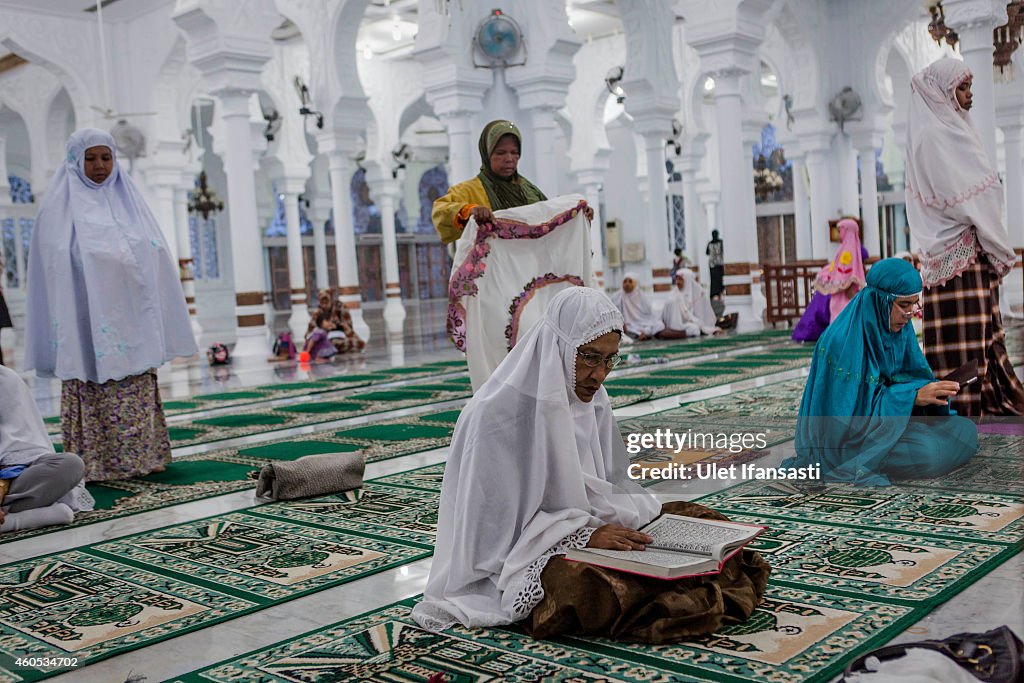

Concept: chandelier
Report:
left=927, top=2, right=959, bottom=49
left=188, top=171, right=224, bottom=220
left=995, top=2, right=1024, bottom=77
left=927, top=2, right=1024, bottom=77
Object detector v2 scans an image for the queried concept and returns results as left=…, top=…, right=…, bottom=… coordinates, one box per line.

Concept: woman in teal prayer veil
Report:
left=782, top=258, right=977, bottom=486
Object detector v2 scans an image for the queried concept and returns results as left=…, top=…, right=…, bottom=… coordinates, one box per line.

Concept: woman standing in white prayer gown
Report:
left=25, top=129, right=197, bottom=481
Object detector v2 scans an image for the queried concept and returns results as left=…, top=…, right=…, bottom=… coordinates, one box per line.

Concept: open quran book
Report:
left=565, top=514, right=765, bottom=580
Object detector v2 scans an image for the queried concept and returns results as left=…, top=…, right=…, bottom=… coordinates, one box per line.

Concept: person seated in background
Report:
left=330, top=304, right=365, bottom=354
left=815, top=218, right=867, bottom=322
left=661, top=270, right=723, bottom=338
left=782, top=258, right=977, bottom=486
left=308, top=288, right=365, bottom=354
left=793, top=223, right=870, bottom=343
left=0, top=365, right=94, bottom=533
left=303, top=311, right=338, bottom=363
left=611, top=273, right=673, bottom=340
left=412, top=287, right=769, bottom=641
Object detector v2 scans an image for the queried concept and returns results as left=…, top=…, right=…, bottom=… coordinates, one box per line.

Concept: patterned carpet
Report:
left=2, top=410, right=461, bottom=543
left=4, top=430, right=1019, bottom=680
left=42, top=330, right=795, bottom=437
left=0, top=470, right=442, bottom=681
left=165, top=444, right=1022, bottom=683
left=9, top=377, right=814, bottom=543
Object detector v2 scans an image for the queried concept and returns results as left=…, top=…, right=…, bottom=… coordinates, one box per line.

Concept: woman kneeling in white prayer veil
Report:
left=0, top=366, right=94, bottom=533
left=412, top=286, right=769, bottom=642
left=661, top=269, right=723, bottom=338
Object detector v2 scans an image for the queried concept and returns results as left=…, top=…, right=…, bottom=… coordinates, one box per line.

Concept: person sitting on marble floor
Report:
left=303, top=311, right=338, bottom=363
left=814, top=217, right=868, bottom=323
left=330, top=300, right=365, bottom=354
left=308, top=288, right=365, bottom=354
left=611, top=273, right=676, bottom=340
left=661, top=269, right=724, bottom=338
left=412, top=286, right=769, bottom=641
left=0, top=365, right=94, bottom=533
left=781, top=257, right=977, bottom=487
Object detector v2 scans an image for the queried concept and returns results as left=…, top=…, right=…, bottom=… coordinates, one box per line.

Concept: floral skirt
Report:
left=61, top=371, right=172, bottom=482
left=526, top=501, right=771, bottom=643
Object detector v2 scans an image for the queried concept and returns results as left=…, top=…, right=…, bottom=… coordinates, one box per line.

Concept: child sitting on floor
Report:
left=304, top=312, right=338, bottom=363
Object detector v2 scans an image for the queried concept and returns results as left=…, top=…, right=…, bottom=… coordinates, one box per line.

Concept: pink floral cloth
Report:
left=815, top=219, right=867, bottom=321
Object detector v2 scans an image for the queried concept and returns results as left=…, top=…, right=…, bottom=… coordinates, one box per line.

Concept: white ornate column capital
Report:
left=172, top=0, right=280, bottom=92
left=942, top=0, right=1009, bottom=32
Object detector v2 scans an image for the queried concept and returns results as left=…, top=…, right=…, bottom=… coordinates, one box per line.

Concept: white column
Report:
left=712, top=70, right=753, bottom=265
left=641, top=132, right=672, bottom=286
left=858, top=149, right=881, bottom=258
left=280, top=178, right=310, bottom=340
left=173, top=182, right=202, bottom=337
left=580, top=181, right=604, bottom=290
left=217, top=90, right=270, bottom=356
left=790, top=155, right=812, bottom=260
left=366, top=173, right=406, bottom=340
left=677, top=143, right=707, bottom=273
left=1001, top=123, right=1024, bottom=248
left=439, top=112, right=478, bottom=191
left=944, top=0, right=1008, bottom=165
left=805, top=148, right=833, bottom=259
left=0, top=134, right=10, bottom=202
left=699, top=186, right=720, bottom=286
left=528, top=107, right=559, bottom=195
left=150, top=184, right=181, bottom=265
left=680, top=169, right=704, bottom=271
left=311, top=208, right=329, bottom=290
left=836, top=135, right=859, bottom=217
left=322, top=148, right=369, bottom=342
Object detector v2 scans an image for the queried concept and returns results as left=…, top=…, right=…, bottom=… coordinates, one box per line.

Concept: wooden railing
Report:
left=762, top=257, right=880, bottom=326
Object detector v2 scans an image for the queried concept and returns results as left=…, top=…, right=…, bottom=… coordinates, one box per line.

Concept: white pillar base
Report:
left=232, top=326, right=271, bottom=359
left=723, top=296, right=762, bottom=333
left=190, top=314, right=203, bottom=339
left=288, top=302, right=311, bottom=344
left=383, top=297, right=406, bottom=341
left=389, top=340, right=405, bottom=367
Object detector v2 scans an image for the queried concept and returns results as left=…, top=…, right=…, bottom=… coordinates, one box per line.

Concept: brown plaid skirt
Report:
left=525, top=501, right=771, bottom=643
left=923, top=259, right=1024, bottom=417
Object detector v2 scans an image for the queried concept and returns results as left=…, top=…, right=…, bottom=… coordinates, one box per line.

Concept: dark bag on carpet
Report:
left=843, top=626, right=1024, bottom=682
left=255, top=451, right=365, bottom=500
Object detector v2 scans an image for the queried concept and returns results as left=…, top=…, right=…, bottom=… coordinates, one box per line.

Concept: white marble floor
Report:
left=4, top=307, right=1021, bottom=683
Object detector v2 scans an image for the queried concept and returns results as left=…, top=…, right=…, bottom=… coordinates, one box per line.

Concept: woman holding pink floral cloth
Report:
left=905, top=57, right=1023, bottom=416
left=814, top=218, right=867, bottom=322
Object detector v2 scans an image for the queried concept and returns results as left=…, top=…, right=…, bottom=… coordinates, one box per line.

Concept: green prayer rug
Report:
left=167, top=589, right=919, bottom=683
left=0, top=414, right=458, bottom=544
left=700, top=480, right=1024, bottom=544
left=0, top=481, right=439, bottom=680
left=162, top=383, right=472, bottom=448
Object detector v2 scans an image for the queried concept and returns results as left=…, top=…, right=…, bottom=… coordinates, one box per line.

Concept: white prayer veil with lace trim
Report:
left=412, top=286, right=661, bottom=630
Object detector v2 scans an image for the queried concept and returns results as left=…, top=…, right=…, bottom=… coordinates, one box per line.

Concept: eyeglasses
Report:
left=896, top=301, right=922, bottom=318
left=577, top=350, right=623, bottom=370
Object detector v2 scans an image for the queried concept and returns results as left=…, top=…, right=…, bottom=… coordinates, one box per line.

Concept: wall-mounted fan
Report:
left=828, top=86, right=862, bottom=133
left=473, top=9, right=526, bottom=68
left=110, top=119, right=146, bottom=171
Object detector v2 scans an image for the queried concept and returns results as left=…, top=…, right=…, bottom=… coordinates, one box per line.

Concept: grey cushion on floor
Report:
left=255, top=451, right=365, bottom=500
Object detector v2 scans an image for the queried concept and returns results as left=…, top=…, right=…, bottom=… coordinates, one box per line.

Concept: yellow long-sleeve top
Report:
left=432, top=176, right=489, bottom=245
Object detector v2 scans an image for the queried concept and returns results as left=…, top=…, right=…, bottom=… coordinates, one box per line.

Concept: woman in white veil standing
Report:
left=25, top=129, right=197, bottom=481
left=413, top=286, right=768, bottom=641
left=905, top=58, right=1023, bottom=416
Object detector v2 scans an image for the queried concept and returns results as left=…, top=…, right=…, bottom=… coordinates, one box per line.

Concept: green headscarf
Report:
left=476, top=119, right=547, bottom=211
